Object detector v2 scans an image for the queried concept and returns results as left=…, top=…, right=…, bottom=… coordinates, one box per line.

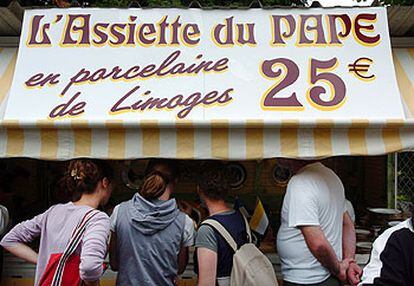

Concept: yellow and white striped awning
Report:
left=0, top=47, right=414, bottom=160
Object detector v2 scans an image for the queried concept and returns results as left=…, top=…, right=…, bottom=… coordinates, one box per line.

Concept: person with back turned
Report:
left=1, top=159, right=113, bottom=286
left=109, top=159, right=195, bottom=286
left=277, top=159, right=361, bottom=286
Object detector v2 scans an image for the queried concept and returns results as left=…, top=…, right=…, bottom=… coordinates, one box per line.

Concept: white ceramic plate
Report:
left=356, top=229, right=371, bottom=235
left=368, top=208, right=402, bottom=215
left=356, top=242, right=373, bottom=249
left=388, top=221, right=402, bottom=227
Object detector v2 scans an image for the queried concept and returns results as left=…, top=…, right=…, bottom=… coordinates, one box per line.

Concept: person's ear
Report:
left=102, top=177, right=110, bottom=189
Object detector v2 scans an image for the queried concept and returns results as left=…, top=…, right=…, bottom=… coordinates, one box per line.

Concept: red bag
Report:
left=39, top=210, right=98, bottom=286
left=39, top=254, right=81, bottom=286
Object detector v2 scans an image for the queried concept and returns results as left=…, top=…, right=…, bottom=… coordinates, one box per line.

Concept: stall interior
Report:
left=0, top=156, right=401, bottom=286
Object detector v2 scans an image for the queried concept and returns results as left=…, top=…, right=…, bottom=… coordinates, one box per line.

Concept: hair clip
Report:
left=71, top=169, right=84, bottom=181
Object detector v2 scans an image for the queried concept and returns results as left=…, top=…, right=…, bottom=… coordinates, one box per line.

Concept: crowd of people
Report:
left=0, top=158, right=413, bottom=286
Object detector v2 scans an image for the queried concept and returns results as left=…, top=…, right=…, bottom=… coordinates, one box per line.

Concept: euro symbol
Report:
left=348, top=57, right=375, bottom=81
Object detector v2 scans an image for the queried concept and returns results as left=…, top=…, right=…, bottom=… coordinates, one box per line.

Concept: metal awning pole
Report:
left=394, top=152, right=398, bottom=209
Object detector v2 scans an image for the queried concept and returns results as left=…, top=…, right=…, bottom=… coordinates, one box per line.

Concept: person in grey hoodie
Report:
left=109, top=159, right=195, bottom=286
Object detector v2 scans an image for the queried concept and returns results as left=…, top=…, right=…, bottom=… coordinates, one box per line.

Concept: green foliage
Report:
left=94, top=0, right=130, bottom=7
left=5, top=0, right=414, bottom=9
left=93, top=0, right=414, bottom=8
left=92, top=0, right=302, bottom=7
left=90, top=0, right=414, bottom=7
left=2, top=0, right=300, bottom=7
left=381, top=0, right=414, bottom=4
left=397, top=194, right=412, bottom=202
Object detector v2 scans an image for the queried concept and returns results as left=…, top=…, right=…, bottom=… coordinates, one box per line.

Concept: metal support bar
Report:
left=391, top=37, right=414, bottom=48
left=129, top=1, right=141, bottom=8
left=394, top=152, right=398, bottom=209
left=0, top=36, right=19, bottom=47
left=249, top=0, right=263, bottom=9
left=188, top=1, right=202, bottom=8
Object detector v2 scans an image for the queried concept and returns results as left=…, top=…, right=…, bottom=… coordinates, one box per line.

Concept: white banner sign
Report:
left=5, top=7, right=405, bottom=123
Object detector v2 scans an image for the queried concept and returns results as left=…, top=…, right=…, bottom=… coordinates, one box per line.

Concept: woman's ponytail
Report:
left=139, top=171, right=168, bottom=200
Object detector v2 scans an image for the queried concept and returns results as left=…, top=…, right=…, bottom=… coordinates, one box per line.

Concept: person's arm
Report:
left=343, top=211, right=356, bottom=260
left=300, top=226, right=350, bottom=282
left=79, top=212, right=110, bottom=284
left=197, top=247, right=218, bottom=286
left=0, top=209, right=48, bottom=264
left=177, top=214, right=195, bottom=275
left=343, top=212, right=362, bottom=285
left=3, top=243, right=38, bottom=264
left=108, top=205, right=119, bottom=271
left=178, top=246, right=189, bottom=274
left=194, top=224, right=218, bottom=286
left=109, top=231, right=119, bottom=271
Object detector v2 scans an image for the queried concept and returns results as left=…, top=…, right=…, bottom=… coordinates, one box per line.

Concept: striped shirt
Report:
left=0, top=202, right=110, bottom=286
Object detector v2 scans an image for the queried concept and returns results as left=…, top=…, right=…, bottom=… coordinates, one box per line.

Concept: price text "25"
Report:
left=260, top=58, right=346, bottom=111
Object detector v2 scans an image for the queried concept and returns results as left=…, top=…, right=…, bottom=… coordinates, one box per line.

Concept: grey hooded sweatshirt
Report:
left=115, top=193, right=186, bottom=286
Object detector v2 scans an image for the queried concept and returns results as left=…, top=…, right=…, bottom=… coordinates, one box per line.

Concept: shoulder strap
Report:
left=51, top=209, right=100, bottom=286
left=202, top=219, right=238, bottom=252
left=240, top=213, right=252, bottom=243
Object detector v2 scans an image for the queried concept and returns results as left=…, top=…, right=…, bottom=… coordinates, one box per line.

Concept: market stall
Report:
left=1, top=7, right=414, bottom=160
left=0, top=5, right=414, bottom=286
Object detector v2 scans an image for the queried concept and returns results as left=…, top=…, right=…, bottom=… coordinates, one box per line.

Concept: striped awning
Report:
left=0, top=47, right=414, bottom=160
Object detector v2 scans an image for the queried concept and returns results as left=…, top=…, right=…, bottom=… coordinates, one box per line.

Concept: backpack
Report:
left=202, top=214, right=279, bottom=286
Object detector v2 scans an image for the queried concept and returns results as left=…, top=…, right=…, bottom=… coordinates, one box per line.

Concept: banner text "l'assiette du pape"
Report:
left=28, top=13, right=379, bottom=47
